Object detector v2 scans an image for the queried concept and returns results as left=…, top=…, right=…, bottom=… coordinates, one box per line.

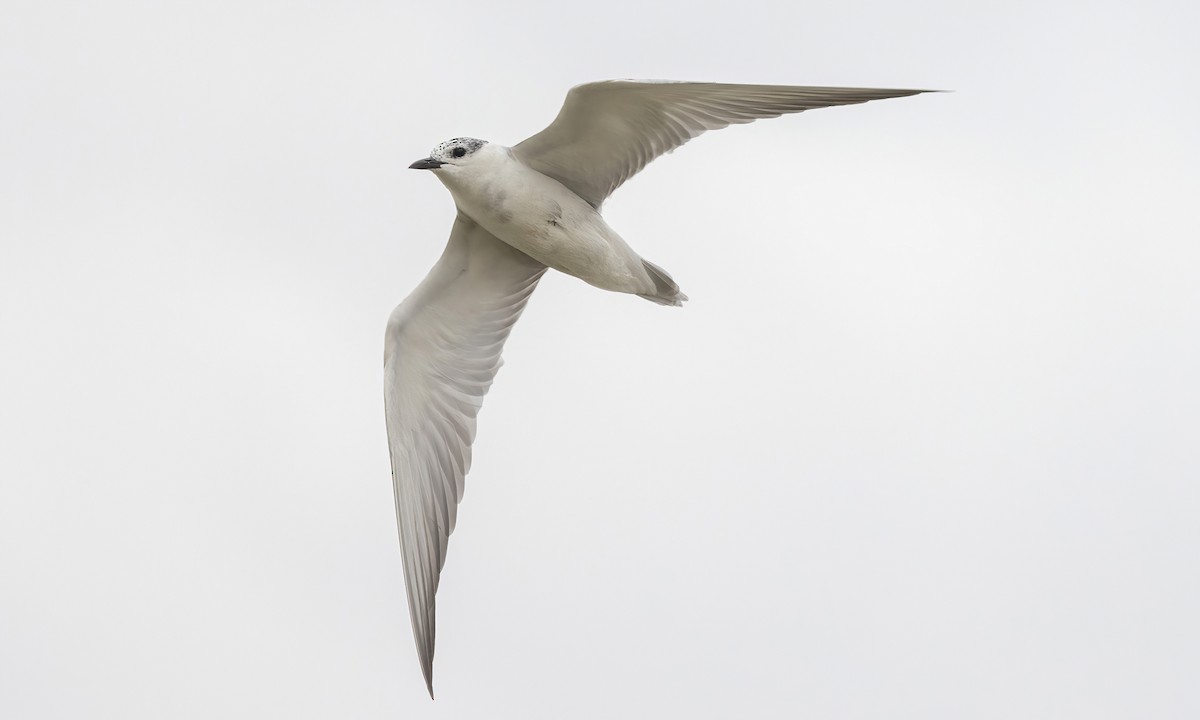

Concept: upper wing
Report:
left=384, top=213, right=545, bottom=698
left=513, top=81, right=932, bottom=208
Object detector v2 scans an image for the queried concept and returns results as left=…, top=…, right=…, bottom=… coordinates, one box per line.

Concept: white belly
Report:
left=441, top=157, right=653, bottom=295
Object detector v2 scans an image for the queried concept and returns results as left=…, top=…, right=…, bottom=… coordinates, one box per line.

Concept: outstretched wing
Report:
left=384, top=213, right=545, bottom=697
left=513, top=81, right=931, bottom=208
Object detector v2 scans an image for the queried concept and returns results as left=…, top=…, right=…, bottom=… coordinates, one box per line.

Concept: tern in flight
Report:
left=387, top=80, right=932, bottom=696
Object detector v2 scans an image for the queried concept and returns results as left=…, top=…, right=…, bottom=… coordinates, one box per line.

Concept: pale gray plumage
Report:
left=514, top=81, right=929, bottom=208
left=384, top=213, right=543, bottom=697
left=387, top=80, right=932, bottom=697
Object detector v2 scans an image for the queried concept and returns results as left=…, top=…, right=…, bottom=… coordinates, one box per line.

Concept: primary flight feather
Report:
left=386, top=80, right=932, bottom=696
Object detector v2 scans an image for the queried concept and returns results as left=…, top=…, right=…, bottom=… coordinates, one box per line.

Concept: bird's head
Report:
left=409, top=137, right=488, bottom=171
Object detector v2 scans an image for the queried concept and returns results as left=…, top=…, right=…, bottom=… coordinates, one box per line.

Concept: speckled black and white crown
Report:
left=431, top=137, right=486, bottom=159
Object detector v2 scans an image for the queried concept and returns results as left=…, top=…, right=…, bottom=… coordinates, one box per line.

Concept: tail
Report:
left=637, top=259, right=688, bottom=307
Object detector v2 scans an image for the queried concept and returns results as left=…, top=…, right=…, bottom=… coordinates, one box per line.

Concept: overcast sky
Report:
left=2, top=1, right=1198, bottom=718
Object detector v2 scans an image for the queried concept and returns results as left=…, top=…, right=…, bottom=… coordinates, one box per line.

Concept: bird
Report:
left=386, top=80, right=933, bottom=697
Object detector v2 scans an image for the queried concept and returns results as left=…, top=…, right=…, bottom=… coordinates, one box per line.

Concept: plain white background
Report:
left=2, top=1, right=1197, bottom=717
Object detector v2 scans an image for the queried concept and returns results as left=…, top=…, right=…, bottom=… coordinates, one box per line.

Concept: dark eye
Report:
left=451, top=147, right=466, bottom=158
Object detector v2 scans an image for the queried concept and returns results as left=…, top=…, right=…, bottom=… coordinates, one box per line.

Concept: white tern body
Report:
left=428, top=140, right=685, bottom=304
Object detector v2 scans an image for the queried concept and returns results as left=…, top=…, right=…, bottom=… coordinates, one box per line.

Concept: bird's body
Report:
left=426, top=141, right=685, bottom=303
left=387, top=80, right=935, bottom=696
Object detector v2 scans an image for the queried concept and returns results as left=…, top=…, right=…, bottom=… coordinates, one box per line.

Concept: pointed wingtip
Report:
left=421, top=651, right=435, bottom=699
left=401, top=560, right=438, bottom=701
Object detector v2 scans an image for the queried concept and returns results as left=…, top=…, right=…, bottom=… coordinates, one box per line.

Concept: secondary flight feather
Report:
left=386, top=80, right=933, bottom=697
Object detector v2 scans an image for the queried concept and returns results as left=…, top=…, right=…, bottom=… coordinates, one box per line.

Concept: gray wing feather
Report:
left=384, top=213, right=545, bottom=697
left=513, top=80, right=932, bottom=207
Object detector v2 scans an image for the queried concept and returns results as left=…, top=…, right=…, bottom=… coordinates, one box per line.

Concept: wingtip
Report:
left=885, top=88, right=948, bottom=97
left=423, top=665, right=435, bottom=700
left=409, top=636, right=438, bottom=701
